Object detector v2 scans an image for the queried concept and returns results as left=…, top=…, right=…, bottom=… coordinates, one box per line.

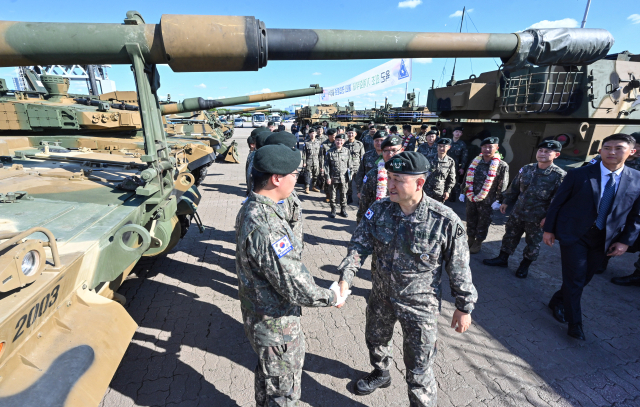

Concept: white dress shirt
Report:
left=599, top=161, right=624, bottom=198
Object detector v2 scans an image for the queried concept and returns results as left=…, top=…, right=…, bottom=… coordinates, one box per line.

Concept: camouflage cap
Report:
left=385, top=151, right=430, bottom=174
left=265, top=132, right=297, bottom=148
left=437, top=138, right=452, bottom=145
left=253, top=144, right=300, bottom=174
left=381, top=135, right=402, bottom=149
left=255, top=131, right=274, bottom=149
left=537, top=140, right=562, bottom=152
left=327, top=128, right=337, bottom=135
left=373, top=130, right=388, bottom=140
left=480, top=136, right=499, bottom=146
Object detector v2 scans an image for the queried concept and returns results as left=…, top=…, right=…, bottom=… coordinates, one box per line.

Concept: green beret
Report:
left=426, top=130, right=438, bottom=136
left=381, top=135, right=402, bottom=149
left=402, top=124, right=412, bottom=131
left=421, top=124, right=428, bottom=129
left=373, top=130, right=388, bottom=140
left=480, top=137, right=499, bottom=146
left=255, top=131, right=274, bottom=149
left=385, top=152, right=430, bottom=174
left=337, top=125, right=345, bottom=130
left=335, top=133, right=346, bottom=140
left=253, top=144, right=300, bottom=174
left=537, top=140, right=562, bottom=152
left=327, top=128, right=337, bottom=135
left=308, top=127, right=316, bottom=133
left=453, top=126, right=463, bottom=132
left=437, top=138, right=452, bottom=145
left=266, top=132, right=297, bottom=148
left=251, top=127, right=270, bottom=137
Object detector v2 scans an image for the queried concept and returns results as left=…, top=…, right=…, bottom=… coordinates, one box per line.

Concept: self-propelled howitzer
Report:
left=0, top=11, right=614, bottom=406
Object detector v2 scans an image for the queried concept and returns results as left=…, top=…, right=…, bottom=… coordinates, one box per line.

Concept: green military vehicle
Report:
left=0, top=10, right=614, bottom=406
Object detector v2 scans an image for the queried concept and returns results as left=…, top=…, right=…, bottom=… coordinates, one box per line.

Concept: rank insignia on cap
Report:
left=365, top=208, right=374, bottom=220
left=272, top=235, right=293, bottom=258
left=456, top=224, right=465, bottom=239
left=391, top=158, right=404, bottom=170
left=363, top=175, right=368, bottom=183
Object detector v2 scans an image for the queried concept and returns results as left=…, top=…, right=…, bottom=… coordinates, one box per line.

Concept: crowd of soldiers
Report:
left=238, top=123, right=640, bottom=407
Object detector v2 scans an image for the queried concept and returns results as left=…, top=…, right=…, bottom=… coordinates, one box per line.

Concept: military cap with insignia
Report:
left=537, top=140, right=562, bottom=152
left=327, top=128, right=337, bottom=135
left=346, top=127, right=356, bottom=132
left=335, top=133, right=346, bottom=140
left=381, top=135, right=402, bottom=149
left=255, top=131, right=274, bottom=149
left=385, top=151, right=430, bottom=174
left=373, top=130, right=388, bottom=140
left=253, top=144, right=300, bottom=175
left=480, top=136, right=500, bottom=146
left=308, top=127, right=317, bottom=133
left=437, top=138, right=452, bottom=145
left=265, top=132, right=297, bottom=148
left=426, top=130, right=438, bottom=136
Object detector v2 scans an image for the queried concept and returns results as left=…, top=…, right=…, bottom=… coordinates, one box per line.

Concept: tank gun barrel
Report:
left=221, top=105, right=273, bottom=114
left=160, top=86, right=321, bottom=115
left=0, top=14, right=614, bottom=71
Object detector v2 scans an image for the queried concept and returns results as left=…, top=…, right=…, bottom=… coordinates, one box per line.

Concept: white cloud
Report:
left=312, top=72, right=322, bottom=75
left=248, top=88, right=272, bottom=95
left=398, top=0, right=422, bottom=9
left=450, top=9, right=473, bottom=18
left=527, top=18, right=578, bottom=29
left=367, top=93, right=377, bottom=97
left=414, top=58, right=433, bottom=64
left=195, top=83, right=206, bottom=89
left=414, top=88, right=421, bottom=91
left=628, top=14, right=640, bottom=24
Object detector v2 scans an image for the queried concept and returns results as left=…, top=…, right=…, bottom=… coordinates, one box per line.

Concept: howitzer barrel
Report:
left=160, top=86, right=321, bottom=115
left=222, top=105, right=273, bottom=114
left=0, top=13, right=614, bottom=71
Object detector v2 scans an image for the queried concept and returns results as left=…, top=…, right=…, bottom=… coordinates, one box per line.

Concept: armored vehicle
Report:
left=426, top=29, right=631, bottom=177
left=0, top=12, right=613, bottom=405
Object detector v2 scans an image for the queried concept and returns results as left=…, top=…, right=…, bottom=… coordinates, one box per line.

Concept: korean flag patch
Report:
left=363, top=175, right=368, bottom=183
left=272, top=235, right=293, bottom=258
left=365, top=208, right=374, bottom=220
left=590, top=158, right=597, bottom=164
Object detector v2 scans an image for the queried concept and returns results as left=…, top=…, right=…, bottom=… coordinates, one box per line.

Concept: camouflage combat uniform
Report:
left=235, top=192, right=336, bottom=406
left=319, top=139, right=335, bottom=199
left=500, top=163, right=566, bottom=260
left=338, top=195, right=478, bottom=407
left=246, top=150, right=256, bottom=196
left=324, top=147, right=352, bottom=210
left=362, top=133, right=375, bottom=153
left=356, top=167, right=380, bottom=223
left=344, top=139, right=365, bottom=202
left=465, top=157, right=509, bottom=242
left=417, top=142, right=438, bottom=160
left=415, top=131, right=428, bottom=147
left=424, top=155, right=456, bottom=202
left=356, top=149, right=382, bottom=193
left=447, top=139, right=469, bottom=198
left=302, top=138, right=322, bottom=189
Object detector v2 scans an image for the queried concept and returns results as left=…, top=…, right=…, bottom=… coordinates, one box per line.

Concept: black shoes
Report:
left=515, top=258, right=533, bottom=278
left=339, top=208, right=348, bottom=218
left=347, top=196, right=354, bottom=205
left=611, top=270, right=640, bottom=286
left=568, top=323, right=586, bottom=341
left=329, top=208, right=336, bottom=218
left=483, top=251, right=509, bottom=267
left=355, top=369, right=391, bottom=396
left=548, top=299, right=566, bottom=323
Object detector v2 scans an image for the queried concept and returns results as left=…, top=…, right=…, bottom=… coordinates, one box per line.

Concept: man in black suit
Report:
left=543, top=134, right=640, bottom=340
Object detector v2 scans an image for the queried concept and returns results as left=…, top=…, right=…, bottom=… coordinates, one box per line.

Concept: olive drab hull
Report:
left=0, top=11, right=617, bottom=407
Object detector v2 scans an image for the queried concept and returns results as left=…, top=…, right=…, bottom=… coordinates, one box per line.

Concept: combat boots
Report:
left=483, top=251, right=509, bottom=267
left=469, top=239, right=483, bottom=254
left=304, top=186, right=310, bottom=194
left=329, top=207, right=336, bottom=218
left=339, top=207, right=348, bottom=218
left=515, top=258, right=533, bottom=278
left=312, top=187, right=320, bottom=192
left=347, top=195, right=353, bottom=205
left=355, top=369, right=391, bottom=396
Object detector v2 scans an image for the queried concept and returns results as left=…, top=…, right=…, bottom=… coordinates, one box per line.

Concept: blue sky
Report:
left=1, top=0, right=638, bottom=110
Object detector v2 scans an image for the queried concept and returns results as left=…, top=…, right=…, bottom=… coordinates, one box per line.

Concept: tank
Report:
left=0, top=11, right=614, bottom=405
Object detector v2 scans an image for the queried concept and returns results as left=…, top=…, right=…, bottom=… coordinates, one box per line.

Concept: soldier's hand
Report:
left=499, top=204, right=508, bottom=214
left=451, top=309, right=471, bottom=333
left=357, top=193, right=362, bottom=199
left=543, top=232, right=555, bottom=247
left=443, top=192, right=449, bottom=201
left=336, top=281, right=350, bottom=308
left=540, top=218, right=546, bottom=228
left=326, top=179, right=332, bottom=185
left=607, top=242, right=629, bottom=257
left=303, top=163, right=306, bottom=167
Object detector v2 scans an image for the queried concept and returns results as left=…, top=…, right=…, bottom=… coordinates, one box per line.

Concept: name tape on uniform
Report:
left=272, top=235, right=294, bottom=258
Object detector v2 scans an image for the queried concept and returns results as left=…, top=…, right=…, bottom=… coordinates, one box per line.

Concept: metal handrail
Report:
left=0, top=227, right=62, bottom=268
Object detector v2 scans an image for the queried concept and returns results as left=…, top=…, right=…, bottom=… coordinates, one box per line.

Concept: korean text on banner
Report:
left=320, top=59, right=412, bottom=102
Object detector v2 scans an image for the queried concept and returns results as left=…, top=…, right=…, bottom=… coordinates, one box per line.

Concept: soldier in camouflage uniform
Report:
left=417, top=130, right=439, bottom=159
left=415, top=124, right=429, bottom=147
left=483, top=140, right=566, bottom=278
left=247, top=129, right=274, bottom=196
left=464, top=137, right=509, bottom=254
left=447, top=127, right=469, bottom=201
left=319, top=129, right=337, bottom=202
left=236, top=143, right=342, bottom=407
left=324, top=133, right=352, bottom=218
left=302, top=128, right=322, bottom=194
left=337, top=152, right=477, bottom=407
left=400, top=124, right=418, bottom=152
left=361, top=125, right=377, bottom=153
left=316, top=126, right=327, bottom=144
left=356, top=131, right=388, bottom=194
left=424, top=138, right=456, bottom=202
left=356, top=135, right=403, bottom=223
left=344, top=127, right=365, bottom=205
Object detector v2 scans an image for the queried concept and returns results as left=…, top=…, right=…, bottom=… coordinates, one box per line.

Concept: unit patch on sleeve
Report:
left=456, top=224, right=465, bottom=239
left=363, top=175, right=368, bottom=183
left=272, top=235, right=294, bottom=258
left=365, top=208, right=374, bottom=220
left=590, top=158, right=597, bottom=164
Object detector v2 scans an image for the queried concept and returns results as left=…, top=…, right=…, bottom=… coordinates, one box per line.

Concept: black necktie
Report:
left=596, top=173, right=616, bottom=230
